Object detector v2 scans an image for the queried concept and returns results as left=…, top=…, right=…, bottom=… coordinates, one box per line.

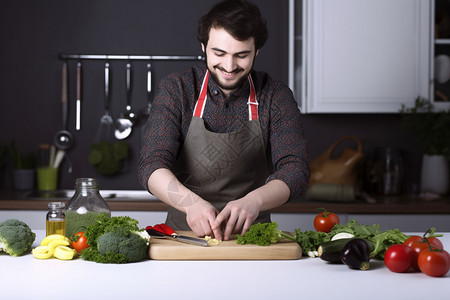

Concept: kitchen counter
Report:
left=1, top=188, right=450, bottom=214
left=0, top=230, right=448, bottom=300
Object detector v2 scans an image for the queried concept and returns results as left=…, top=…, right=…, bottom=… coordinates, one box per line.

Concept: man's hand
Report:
left=212, top=197, right=260, bottom=241
left=212, top=179, right=291, bottom=241
left=185, top=200, right=223, bottom=238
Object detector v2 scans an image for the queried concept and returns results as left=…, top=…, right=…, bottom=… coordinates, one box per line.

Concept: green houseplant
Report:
left=7, top=141, right=36, bottom=190
left=400, top=97, right=450, bottom=195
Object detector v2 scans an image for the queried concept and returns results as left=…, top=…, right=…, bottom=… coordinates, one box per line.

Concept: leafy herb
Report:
left=293, top=229, right=328, bottom=256
left=236, top=222, right=296, bottom=246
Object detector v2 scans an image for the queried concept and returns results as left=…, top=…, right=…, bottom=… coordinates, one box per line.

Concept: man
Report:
left=138, top=0, right=309, bottom=241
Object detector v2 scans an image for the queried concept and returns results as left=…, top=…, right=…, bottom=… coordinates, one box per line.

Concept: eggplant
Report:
left=318, top=238, right=354, bottom=263
left=340, top=238, right=371, bottom=270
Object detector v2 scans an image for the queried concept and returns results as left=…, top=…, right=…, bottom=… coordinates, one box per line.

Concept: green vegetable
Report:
left=80, top=214, right=148, bottom=264
left=88, top=141, right=129, bottom=176
left=318, top=238, right=375, bottom=263
left=369, top=229, right=408, bottom=259
left=293, top=229, right=328, bottom=256
left=0, top=219, right=36, bottom=256
left=236, top=222, right=296, bottom=246
left=96, top=227, right=148, bottom=263
left=327, top=219, right=407, bottom=259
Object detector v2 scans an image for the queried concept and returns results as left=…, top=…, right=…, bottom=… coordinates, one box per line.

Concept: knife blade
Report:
left=146, top=228, right=209, bottom=247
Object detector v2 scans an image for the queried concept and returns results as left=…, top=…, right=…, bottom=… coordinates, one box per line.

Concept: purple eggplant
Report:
left=340, top=238, right=371, bottom=270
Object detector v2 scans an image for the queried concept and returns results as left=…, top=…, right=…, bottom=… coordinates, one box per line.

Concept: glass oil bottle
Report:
left=46, top=202, right=66, bottom=236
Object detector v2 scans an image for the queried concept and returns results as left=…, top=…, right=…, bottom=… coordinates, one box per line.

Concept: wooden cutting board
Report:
left=148, top=231, right=302, bottom=260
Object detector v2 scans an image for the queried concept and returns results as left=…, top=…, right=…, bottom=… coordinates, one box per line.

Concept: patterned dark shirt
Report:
left=138, top=64, right=310, bottom=200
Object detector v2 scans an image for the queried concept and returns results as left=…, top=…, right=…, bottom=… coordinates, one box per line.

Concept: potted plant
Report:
left=7, top=141, right=36, bottom=190
left=400, top=97, right=450, bottom=195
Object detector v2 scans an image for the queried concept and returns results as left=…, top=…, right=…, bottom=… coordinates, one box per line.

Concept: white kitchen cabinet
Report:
left=432, top=0, right=450, bottom=111
left=290, top=0, right=431, bottom=113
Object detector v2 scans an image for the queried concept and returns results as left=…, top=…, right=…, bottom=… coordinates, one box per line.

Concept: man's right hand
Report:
left=185, top=200, right=223, bottom=239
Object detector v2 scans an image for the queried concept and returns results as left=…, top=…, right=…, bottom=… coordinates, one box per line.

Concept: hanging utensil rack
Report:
left=59, top=54, right=204, bottom=61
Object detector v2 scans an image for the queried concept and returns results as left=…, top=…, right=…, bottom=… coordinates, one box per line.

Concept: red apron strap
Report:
left=193, top=70, right=210, bottom=118
left=247, top=74, right=258, bottom=121
left=193, top=71, right=258, bottom=120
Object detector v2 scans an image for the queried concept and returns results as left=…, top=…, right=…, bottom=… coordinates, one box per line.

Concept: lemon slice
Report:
left=32, top=246, right=52, bottom=259
left=54, top=246, right=77, bottom=260
left=41, top=234, right=70, bottom=246
left=47, top=239, right=70, bottom=254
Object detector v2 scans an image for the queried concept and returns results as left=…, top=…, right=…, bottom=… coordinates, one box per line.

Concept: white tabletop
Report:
left=1, top=230, right=449, bottom=300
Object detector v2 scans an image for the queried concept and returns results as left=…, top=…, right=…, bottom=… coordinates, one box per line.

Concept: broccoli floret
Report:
left=0, top=219, right=36, bottom=256
left=236, top=222, right=296, bottom=246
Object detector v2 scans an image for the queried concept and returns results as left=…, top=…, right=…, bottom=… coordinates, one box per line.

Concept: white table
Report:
left=1, top=230, right=449, bottom=300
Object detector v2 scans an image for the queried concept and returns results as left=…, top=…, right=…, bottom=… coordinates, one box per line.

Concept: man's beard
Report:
left=205, top=53, right=254, bottom=94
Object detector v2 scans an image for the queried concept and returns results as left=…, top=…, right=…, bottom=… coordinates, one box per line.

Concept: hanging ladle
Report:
left=115, top=63, right=137, bottom=139
left=54, top=62, right=74, bottom=150
left=140, top=63, right=153, bottom=120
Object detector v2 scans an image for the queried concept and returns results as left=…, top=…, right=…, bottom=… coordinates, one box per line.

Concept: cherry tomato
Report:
left=71, top=231, right=89, bottom=254
left=384, top=244, right=414, bottom=273
left=313, top=209, right=340, bottom=233
left=418, top=248, right=450, bottom=277
left=404, top=235, right=444, bottom=271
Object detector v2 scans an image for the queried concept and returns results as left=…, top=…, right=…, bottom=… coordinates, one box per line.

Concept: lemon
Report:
left=54, top=246, right=77, bottom=260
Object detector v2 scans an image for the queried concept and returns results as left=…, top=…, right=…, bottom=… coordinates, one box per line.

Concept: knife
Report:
left=146, top=228, right=209, bottom=247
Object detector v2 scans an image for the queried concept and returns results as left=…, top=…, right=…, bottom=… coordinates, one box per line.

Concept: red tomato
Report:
left=404, top=236, right=444, bottom=271
left=313, top=209, right=340, bottom=233
left=384, top=244, right=414, bottom=273
left=418, top=249, right=450, bottom=277
left=71, top=231, right=89, bottom=254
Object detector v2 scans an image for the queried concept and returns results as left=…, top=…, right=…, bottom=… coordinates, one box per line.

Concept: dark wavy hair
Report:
left=197, top=0, right=268, bottom=50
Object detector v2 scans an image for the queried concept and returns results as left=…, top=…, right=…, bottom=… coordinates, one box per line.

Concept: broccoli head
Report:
left=236, top=222, right=296, bottom=246
left=0, top=219, right=36, bottom=256
left=80, top=215, right=148, bottom=264
left=96, top=227, right=148, bottom=263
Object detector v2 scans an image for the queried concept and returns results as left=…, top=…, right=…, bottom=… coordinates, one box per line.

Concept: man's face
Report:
left=202, top=27, right=258, bottom=97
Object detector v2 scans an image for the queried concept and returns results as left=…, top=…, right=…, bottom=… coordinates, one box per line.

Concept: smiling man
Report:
left=138, top=0, right=310, bottom=241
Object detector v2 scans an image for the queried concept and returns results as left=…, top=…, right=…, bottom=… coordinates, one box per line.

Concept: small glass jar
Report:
left=46, top=202, right=65, bottom=236
left=374, top=147, right=404, bottom=195
left=64, top=178, right=111, bottom=237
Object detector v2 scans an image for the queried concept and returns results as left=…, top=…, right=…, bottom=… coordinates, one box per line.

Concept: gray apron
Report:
left=166, top=70, right=271, bottom=231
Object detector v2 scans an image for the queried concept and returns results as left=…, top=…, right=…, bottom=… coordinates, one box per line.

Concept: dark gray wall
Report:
left=0, top=0, right=422, bottom=191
